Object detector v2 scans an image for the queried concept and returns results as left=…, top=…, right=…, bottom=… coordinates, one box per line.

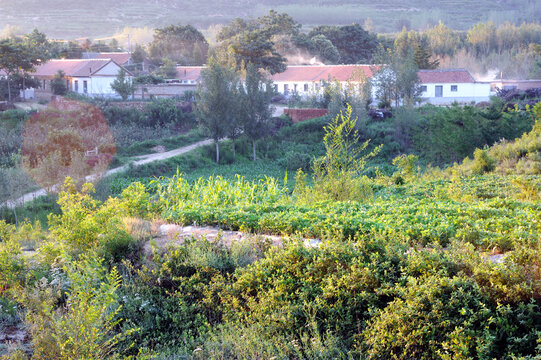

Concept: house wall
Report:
left=274, top=81, right=323, bottom=96
left=95, top=62, right=123, bottom=76
left=419, top=82, right=490, bottom=104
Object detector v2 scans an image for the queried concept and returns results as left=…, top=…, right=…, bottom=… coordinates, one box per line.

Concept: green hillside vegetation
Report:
left=0, top=102, right=540, bottom=358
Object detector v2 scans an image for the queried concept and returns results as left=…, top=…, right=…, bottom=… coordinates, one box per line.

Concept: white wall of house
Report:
left=274, top=81, right=322, bottom=96
left=69, top=73, right=132, bottom=97
left=419, top=82, right=491, bottom=104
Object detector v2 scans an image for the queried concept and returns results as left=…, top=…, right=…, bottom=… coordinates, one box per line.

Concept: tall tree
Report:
left=425, top=21, right=461, bottom=57
left=308, top=24, right=378, bottom=64
left=149, top=24, right=209, bottom=65
left=238, top=63, right=274, bottom=161
left=414, top=45, right=439, bottom=70
left=197, top=59, right=238, bottom=163
left=373, top=48, right=421, bottom=108
left=216, top=11, right=291, bottom=74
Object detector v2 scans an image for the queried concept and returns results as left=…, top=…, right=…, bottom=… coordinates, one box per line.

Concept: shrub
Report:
left=362, top=276, right=494, bottom=359
left=145, top=98, right=185, bottom=127
left=20, top=256, right=132, bottom=360
left=471, top=148, right=496, bottom=174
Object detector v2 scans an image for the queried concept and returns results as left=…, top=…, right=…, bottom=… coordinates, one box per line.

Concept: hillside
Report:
left=1, top=0, right=539, bottom=39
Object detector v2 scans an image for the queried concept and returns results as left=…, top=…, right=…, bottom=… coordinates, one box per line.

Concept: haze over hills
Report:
left=0, top=0, right=540, bottom=39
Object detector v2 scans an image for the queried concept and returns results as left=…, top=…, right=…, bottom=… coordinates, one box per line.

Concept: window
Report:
left=293, top=84, right=298, bottom=93
left=304, top=84, right=309, bottom=92
left=451, top=85, right=458, bottom=92
left=435, top=85, right=443, bottom=97
left=83, top=80, right=88, bottom=94
left=283, top=84, right=289, bottom=94
left=421, top=85, right=427, bottom=92
left=74, top=80, right=78, bottom=92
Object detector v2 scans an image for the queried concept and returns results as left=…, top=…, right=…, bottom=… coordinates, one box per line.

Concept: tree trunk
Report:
left=22, top=75, right=26, bottom=101
left=232, top=139, right=236, bottom=161
left=216, top=140, right=220, bottom=163
left=7, top=77, right=11, bottom=103
left=252, top=140, right=256, bottom=161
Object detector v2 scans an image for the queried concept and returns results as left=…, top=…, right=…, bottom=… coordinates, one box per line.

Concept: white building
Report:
left=269, top=65, right=376, bottom=97
left=418, top=69, right=491, bottom=105
left=32, top=58, right=133, bottom=99
left=268, top=65, right=490, bottom=105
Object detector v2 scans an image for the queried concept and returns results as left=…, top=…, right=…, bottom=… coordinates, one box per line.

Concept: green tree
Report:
left=0, top=40, right=24, bottom=102
left=216, top=11, right=293, bottom=74
left=51, top=70, right=68, bottom=95
left=467, top=22, right=496, bottom=57
left=373, top=48, right=421, bottom=107
left=111, top=69, right=134, bottom=100
left=425, top=21, right=461, bottom=57
left=130, top=44, right=147, bottom=72
left=414, top=45, right=439, bottom=69
left=238, top=63, right=274, bottom=161
left=149, top=24, right=209, bottom=65
left=197, top=59, right=238, bottom=163
left=310, top=34, right=340, bottom=64
left=308, top=23, right=378, bottom=63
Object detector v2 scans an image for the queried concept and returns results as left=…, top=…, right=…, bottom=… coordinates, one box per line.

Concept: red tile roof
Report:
left=418, top=69, right=475, bottom=83
left=94, top=52, right=132, bottom=65
left=33, top=59, right=113, bottom=77
left=269, top=65, right=377, bottom=82
left=175, top=66, right=204, bottom=81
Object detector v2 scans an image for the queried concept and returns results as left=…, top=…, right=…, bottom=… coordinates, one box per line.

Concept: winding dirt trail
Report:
left=2, top=138, right=214, bottom=209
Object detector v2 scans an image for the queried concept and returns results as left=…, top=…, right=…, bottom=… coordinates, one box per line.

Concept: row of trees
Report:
left=197, top=60, right=273, bottom=163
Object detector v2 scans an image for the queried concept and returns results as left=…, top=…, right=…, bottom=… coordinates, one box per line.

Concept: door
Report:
left=435, top=85, right=443, bottom=97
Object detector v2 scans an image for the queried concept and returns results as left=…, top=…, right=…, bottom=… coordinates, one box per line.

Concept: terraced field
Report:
left=1, top=0, right=539, bottom=38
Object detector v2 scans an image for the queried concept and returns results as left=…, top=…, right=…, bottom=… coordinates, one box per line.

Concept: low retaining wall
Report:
left=284, top=108, right=328, bottom=123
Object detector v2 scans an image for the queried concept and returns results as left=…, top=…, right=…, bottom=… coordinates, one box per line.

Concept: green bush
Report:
left=145, top=98, right=185, bottom=127
left=362, top=276, right=494, bottom=359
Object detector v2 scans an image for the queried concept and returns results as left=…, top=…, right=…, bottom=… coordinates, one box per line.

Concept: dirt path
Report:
left=2, top=138, right=214, bottom=209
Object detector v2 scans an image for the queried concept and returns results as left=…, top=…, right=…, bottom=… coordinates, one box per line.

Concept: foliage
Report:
left=238, top=63, right=274, bottom=161
left=216, top=11, right=290, bottom=74
left=308, top=23, right=378, bottom=64
left=47, top=178, right=141, bottom=263
left=294, top=105, right=380, bottom=203
left=111, top=69, right=134, bottom=100
left=19, top=256, right=132, bottom=360
left=51, top=70, right=67, bottom=96
left=197, top=59, right=239, bottom=162
left=149, top=23, right=209, bottom=65
left=144, top=98, right=185, bottom=127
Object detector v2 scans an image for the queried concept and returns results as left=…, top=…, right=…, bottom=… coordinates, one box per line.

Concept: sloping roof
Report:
left=418, top=69, right=475, bottom=83
left=270, top=65, right=376, bottom=82
left=33, top=59, right=133, bottom=77
left=175, top=66, right=204, bottom=82
left=93, top=52, right=132, bottom=65
left=33, top=59, right=112, bottom=77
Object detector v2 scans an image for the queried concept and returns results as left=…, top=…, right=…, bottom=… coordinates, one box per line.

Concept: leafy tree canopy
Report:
left=149, top=24, right=209, bottom=65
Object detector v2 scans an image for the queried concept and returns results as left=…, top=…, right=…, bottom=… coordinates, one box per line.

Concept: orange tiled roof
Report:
left=418, top=69, right=475, bottom=83
left=269, top=65, right=376, bottom=82
left=33, top=59, right=113, bottom=77
left=93, top=52, right=132, bottom=65
left=175, top=66, right=204, bottom=81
